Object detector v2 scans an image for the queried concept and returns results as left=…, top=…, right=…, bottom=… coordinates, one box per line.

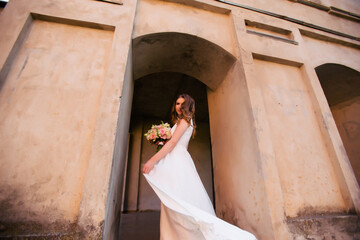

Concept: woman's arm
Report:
left=142, top=119, right=190, bottom=174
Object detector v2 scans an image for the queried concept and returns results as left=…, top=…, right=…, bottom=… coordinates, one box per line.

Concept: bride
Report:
left=142, top=94, right=257, bottom=240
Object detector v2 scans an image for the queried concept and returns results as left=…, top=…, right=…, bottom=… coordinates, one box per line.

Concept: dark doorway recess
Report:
left=316, top=63, right=360, bottom=185
left=131, top=72, right=209, bottom=122
left=120, top=72, right=214, bottom=239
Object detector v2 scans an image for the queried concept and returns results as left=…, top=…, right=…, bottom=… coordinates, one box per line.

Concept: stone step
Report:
left=287, top=214, right=360, bottom=240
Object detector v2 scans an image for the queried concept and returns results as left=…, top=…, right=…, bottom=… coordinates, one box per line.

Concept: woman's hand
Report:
left=142, top=119, right=189, bottom=174
left=142, top=160, right=155, bottom=174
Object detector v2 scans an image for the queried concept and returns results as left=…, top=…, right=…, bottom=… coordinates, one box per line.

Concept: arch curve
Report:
left=133, top=32, right=237, bottom=91
left=315, top=63, right=360, bottom=189
left=313, top=58, right=360, bottom=74
left=315, top=63, right=360, bottom=106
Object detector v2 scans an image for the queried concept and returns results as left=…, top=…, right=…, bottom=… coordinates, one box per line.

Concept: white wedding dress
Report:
left=144, top=120, right=257, bottom=240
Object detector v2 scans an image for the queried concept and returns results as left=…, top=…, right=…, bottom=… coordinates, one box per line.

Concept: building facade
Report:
left=0, top=0, right=359, bottom=239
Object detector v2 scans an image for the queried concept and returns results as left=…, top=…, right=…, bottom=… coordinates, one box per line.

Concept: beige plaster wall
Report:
left=207, top=61, right=272, bottom=240
left=298, top=34, right=360, bottom=214
left=254, top=59, right=347, bottom=217
left=0, top=19, right=113, bottom=222
left=331, top=97, right=360, bottom=185
left=302, top=36, right=360, bottom=73
left=229, top=0, right=360, bottom=220
left=133, top=0, right=236, bottom=57
left=0, top=0, right=138, bottom=236
left=210, top=0, right=360, bottom=38
left=325, top=0, right=360, bottom=14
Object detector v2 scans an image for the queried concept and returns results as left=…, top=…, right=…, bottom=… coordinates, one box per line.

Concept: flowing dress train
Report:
left=144, top=120, right=257, bottom=240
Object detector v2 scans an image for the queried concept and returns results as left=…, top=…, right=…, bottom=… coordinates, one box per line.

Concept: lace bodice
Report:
left=171, top=119, right=193, bottom=149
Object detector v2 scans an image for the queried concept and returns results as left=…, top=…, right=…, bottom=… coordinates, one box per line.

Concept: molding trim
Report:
left=31, top=13, right=115, bottom=31
left=247, top=30, right=299, bottom=45
left=289, top=0, right=360, bottom=23
left=95, top=0, right=123, bottom=5
left=162, top=0, right=230, bottom=14
left=300, top=28, right=360, bottom=49
left=213, top=0, right=360, bottom=42
left=252, top=52, right=303, bottom=67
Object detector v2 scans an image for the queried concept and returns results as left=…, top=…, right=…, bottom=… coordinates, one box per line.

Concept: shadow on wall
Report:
left=316, top=63, right=360, bottom=185
left=132, top=32, right=236, bottom=91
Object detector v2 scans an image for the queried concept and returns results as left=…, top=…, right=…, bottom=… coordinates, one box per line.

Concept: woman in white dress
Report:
left=142, top=94, right=257, bottom=240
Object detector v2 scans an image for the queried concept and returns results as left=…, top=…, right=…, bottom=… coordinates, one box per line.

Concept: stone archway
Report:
left=132, top=32, right=236, bottom=91
left=120, top=32, right=237, bottom=239
left=315, top=63, right=360, bottom=185
left=103, top=32, right=240, bottom=239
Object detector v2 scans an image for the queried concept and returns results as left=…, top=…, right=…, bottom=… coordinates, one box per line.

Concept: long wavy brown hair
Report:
left=171, top=93, right=196, bottom=137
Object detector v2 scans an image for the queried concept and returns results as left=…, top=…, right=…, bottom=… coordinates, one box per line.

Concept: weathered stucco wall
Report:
left=0, top=19, right=113, bottom=222
left=332, top=97, right=360, bottom=185
left=228, top=0, right=360, bottom=238
left=0, top=0, right=137, bottom=237
left=208, top=61, right=277, bottom=240
left=299, top=35, right=360, bottom=215
left=133, top=0, right=236, bottom=56
left=320, top=0, right=360, bottom=14
left=218, top=0, right=360, bottom=38
left=254, top=59, right=346, bottom=217
left=302, top=36, right=360, bottom=73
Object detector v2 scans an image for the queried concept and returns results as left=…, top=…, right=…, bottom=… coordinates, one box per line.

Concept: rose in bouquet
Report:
left=144, top=122, right=172, bottom=152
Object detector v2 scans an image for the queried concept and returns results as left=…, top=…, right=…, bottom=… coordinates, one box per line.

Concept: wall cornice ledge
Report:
left=161, top=0, right=231, bottom=14
left=288, top=0, right=360, bottom=23
left=213, top=0, right=359, bottom=42
left=95, top=0, right=123, bottom=5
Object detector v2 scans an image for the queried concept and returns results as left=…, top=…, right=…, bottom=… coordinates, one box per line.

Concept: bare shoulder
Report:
left=178, top=118, right=190, bottom=127
left=170, top=119, right=190, bottom=142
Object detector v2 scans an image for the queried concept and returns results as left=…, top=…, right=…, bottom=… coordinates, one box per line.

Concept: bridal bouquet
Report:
left=144, top=122, right=172, bottom=152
